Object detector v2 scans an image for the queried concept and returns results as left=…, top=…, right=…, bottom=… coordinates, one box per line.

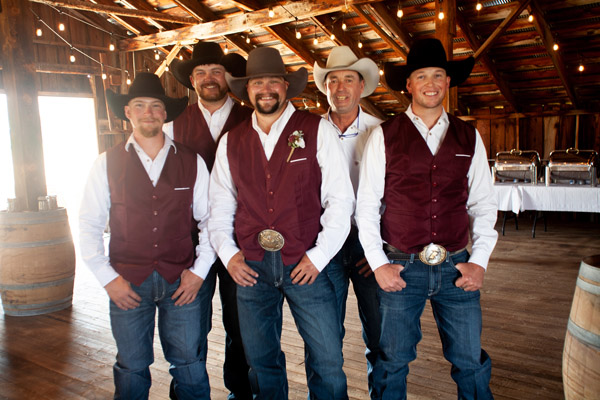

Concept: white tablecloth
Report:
left=494, top=183, right=600, bottom=214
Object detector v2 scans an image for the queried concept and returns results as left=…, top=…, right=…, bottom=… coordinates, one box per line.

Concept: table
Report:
left=494, top=183, right=600, bottom=237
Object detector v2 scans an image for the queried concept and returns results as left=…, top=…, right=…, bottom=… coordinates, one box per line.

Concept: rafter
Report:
left=529, top=0, right=579, bottom=107
left=29, top=0, right=196, bottom=24
left=118, top=0, right=381, bottom=52
left=351, top=5, right=406, bottom=58
left=456, top=11, right=519, bottom=111
left=367, top=3, right=412, bottom=57
left=474, top=0, right=531, bottom=61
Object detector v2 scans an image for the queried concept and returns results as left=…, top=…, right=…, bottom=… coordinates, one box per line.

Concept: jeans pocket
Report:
left=390, top=259, right=410, bottom=274
left=446, top=251, right=470, bottom=273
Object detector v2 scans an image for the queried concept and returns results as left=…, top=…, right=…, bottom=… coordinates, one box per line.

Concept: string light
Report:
left=179, top=55, right=183, bottom=60
left=330, top=33, right=336, bottom=41
left=268, top=7, right=275, bottom=18
left=296, top=29, right=302, bottom=39
left=528, top=14, right=534, bottom=22
left=438, top=11, right=445, bottom=20
left=102, top=73, right=107, bottom=80
left=379, top=67, right=384, bottom=76
left=553, top=43, right=559, bottom=51
left=154, top=50, right=160, bottom=60
left=397, top=8, right=404, bottom=18
left=342, top=21, right=347, bottom=31
left=316, top=99, right=321, bottom=108
left=69, top=48, right=75, bottom=63
left=126, top=77, right=132, bottom=85
left=241, top=100, right=245, bottom=106
left=224, top=44, right=229, bottom=54
left=58, top=22, right=65, bottom=31
left=578, top=64, right=584, bottom=72
left=476, top=2, right=482, bottom=11
left=36, top=27, right=43, bottom=37
left=313, top=25, right=318, bottom=45
left=358, top=33, right=363, bottom=49
left=109, top=43, right=115, bottom=51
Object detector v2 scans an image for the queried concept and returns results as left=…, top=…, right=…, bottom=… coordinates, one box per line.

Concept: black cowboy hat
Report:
left=106, top=72, right=188, bottom=123
left=171, top=41, right=247, bottom=89
left=384, top=38, right=475, bottom=92
left=225, top=47, right=308, bottom=103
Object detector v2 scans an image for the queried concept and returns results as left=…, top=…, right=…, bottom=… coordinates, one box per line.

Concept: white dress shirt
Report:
left=325, top=106, right=384, bottom=196
left=163, top=96, right=235, bottom=142
left=209, top=101, right=355, bottom=272
left=355, top=105, right=498, bottom=271
left=79, top=133, right=216, bottom=287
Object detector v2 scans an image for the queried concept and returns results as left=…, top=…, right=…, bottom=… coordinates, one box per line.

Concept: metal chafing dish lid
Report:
left=494, top=149, right=541, bottom=172
left=548, top=148, right=598, bottom=171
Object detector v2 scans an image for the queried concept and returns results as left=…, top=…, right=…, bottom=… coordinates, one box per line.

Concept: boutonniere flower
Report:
left=286, top=130, right=305, bottom=162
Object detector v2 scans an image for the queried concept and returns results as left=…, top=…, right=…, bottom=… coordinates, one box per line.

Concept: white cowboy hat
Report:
left=313, top=46, right=380, bottom=98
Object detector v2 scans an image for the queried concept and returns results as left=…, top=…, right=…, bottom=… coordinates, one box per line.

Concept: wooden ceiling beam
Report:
left=456, top=10, right=520, bottom=111
left=473, top=0, right=531, bottom=61
left=366, top=3, right=412, bottom=57
left=351, top=5, right=406, bottom=58
left=173, top=0, right=219, bottom=22
left=118, top=0, right=382, bottom=52
left=29, top=0, right=196, bottom=24
left=529, top=0, right=579, bottom=107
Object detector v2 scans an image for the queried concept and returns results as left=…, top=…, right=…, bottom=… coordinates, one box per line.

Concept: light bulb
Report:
left=268, top=7, right=274, bottom=18
left=528, top=15, right=533, bottom=22
left=397, top=9, right=403, bottom=18
left=224, top=46, right=229, bottom=54
left=102, top=73, right=107, bottom=80
left=58, top=23, right=65, bottom=31
left=553, top=44, right=559, bottom=51
left=127, top=78, right=131, bottom=85
left=109, top=43, right=115, bottom=51
left=70, top=54, right=75, bottom=63
left=36, top=28, right=42, bottom=37
left=579, top=64, right=584, bottom=72
left=476, top=3, right=482, bottom=11
left=316, top=101, right=321, bottom=107
left=313, top=37, right=318, bottom=45
left=296, top=30, right=301, bottom=39
left=379, top=68, right=384, bottom=76
left=246, top=36, right=251, bottom=44
left=358, top=41, right=363, bottom=49
left=330, top=33, right=335, bottom=41
left=438, top=12, right=445, bottom=20
left=165, top=66, right=169, bottom=71
left=342, top=22, right=347, bottom=31
left=155, top=52, right=160, bottom=60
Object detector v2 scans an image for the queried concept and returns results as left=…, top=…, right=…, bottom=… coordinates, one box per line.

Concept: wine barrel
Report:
left=0, top=208, right=76, bottom=316
left=563, top=255, right=600, bottom=399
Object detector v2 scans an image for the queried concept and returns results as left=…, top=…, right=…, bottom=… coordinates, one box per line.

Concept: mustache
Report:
left=200, top=81, right=222, bottom=89
left=256, top=93, right=279, bottom=101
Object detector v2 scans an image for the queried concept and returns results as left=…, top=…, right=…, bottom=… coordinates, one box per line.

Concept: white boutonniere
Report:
left=286, top=130, right=305, bottom=162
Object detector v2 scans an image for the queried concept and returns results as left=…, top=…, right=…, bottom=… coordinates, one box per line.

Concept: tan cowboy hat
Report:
left=106, top=72, right=188, bottom=123
left=313, top=46, right=380, bottom=98
left=384, top=38, right=475, bottom=92
left=225, top=47, right=308, bottom=102
left=171, top=41, right=247, bottom=90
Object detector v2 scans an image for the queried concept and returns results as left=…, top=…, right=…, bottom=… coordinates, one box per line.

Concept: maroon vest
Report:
left=106, top=141, right=198, bottom=286
left=381, top=113, right=476, bottom=254
left=227, top=110, right=322, bottom=265
left=173, top=101, right=253, bottom=170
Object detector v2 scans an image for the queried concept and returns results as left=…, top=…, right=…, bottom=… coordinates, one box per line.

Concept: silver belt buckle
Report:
left=258, top=229, right=285, bottom=251
left=419, top=243, right=447, bottom=265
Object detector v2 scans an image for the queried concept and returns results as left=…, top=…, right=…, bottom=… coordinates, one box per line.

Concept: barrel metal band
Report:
left=2, top=295, right=72, bottom=316
left=567, top=319, right=600, bottom=350
left=576, top=276, right=600, bottom=296
left=0, top=236, right=72, bottom=249
left=579, top=262, right=600, bottom=283
left=0, top=275, right=74, bottom=291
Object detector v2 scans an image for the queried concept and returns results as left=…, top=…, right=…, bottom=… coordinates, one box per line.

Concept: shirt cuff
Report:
left=366, top=249, right=390, bottom=272
left=306, top=247, right=329, bottom=272
left=468, top=249, right=490, bottom=271
left=189, top=258, right=213, bottom=279
left=96, top=265, right=120, bottom=288
left=219, top=244, right=242, bottom=269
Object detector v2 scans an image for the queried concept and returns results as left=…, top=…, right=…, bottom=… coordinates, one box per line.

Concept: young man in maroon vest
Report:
left=208, top=47, right=355, bottom=399
left=79, top=73, right=216, bottom=399
left=313, top=46, right=384, bottom=398
left=356, top=39, right=498, bottom=399
left=170, top=40, right=253, bottom=400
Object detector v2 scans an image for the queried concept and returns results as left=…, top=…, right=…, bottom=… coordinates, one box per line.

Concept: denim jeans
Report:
left=200, top=259, right=251, bottom=400
left=372, top=251, right=493, bottom=400
left=326, top=229, right=381, bottom=398
left=237, top=251, right=348, bottom=400
left=109, top=270, right=215, bottom=400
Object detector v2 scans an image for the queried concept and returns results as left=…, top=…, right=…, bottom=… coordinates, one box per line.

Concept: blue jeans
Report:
left=373, top=251, right=493, bottom=400
left=326, top=229, right=381, bottom=398
left=237, top=251, right=348, bottom=400
left=109, top=270, right=215, bottom=400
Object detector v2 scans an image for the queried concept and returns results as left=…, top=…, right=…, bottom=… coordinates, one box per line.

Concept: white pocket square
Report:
left=455, top=154, right=471, bottom=158
left=290, top=158, right=307, bottom=163
left=174, top=187, right=190, bottom=190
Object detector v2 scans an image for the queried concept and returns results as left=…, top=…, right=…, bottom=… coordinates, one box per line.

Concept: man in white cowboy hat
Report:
left=208, top=46, right=354, bottom=399
left=313, top=45, right=383, bottom=398
left=170, top=40, right=253, bottom=400
left=356, top=38, right=498, bottom=399
left=79, top=72, right=216, bottom=399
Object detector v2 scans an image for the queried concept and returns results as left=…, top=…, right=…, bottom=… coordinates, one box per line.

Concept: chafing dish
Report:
left=493, top=149, right=541, bottom=184
left=547, top=148, right=598, bottom=186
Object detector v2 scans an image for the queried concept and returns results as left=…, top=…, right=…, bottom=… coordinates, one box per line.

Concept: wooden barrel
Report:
left=0, top=208, right=75, bottom=316
left=563, top=255, right=600, bottom=399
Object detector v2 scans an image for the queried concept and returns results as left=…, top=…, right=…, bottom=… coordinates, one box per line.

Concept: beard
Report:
left=196, top=81, right=228, bottom=102
left=253, top=93, right=283, bottom=115
left=137, top=122, right=162, bottom=138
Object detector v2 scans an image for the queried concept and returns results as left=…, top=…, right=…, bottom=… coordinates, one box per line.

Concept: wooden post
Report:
left=0, top=0, right=47, bottom=211
left=436, top=0, right=457, bottom=114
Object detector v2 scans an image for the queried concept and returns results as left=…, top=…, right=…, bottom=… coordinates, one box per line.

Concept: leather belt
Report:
left=383, top=243, right=466, bottom=266
left=258, top=229, right=285, bottom=252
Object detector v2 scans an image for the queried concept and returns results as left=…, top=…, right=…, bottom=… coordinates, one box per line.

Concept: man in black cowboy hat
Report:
left=208, top=47, right=354, bottom=399
left=356, top=38, right=498, bottom=399
left=170, top=40, right=253, bottom=400
left=79, top=72, right=216, bottom=399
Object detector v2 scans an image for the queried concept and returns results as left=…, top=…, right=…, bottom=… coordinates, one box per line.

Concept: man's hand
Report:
left=105, top=275, right=142, bottom=310
left=373, top=263, right=406, bottom=292
left=172, top=269, right=204, bottom=306
left=355, top=257, right=373, bottom=278
left=291, top=254, right=319, bottom=285
left=227, top=251, right=258, bottom=287
left=454, top=262, right=485, bottom=291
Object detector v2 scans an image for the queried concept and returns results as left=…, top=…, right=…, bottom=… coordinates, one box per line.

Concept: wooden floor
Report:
left=1, top=213, right=599, bottom=399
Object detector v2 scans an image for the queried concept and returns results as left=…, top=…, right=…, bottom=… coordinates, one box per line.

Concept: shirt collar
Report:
left=326, top=106, right=363, bottom=138
left=251, top=101, right=296, bottom=136
left=196, top=95, right=233, bottom=116
left=405, top=104, right=449, bottom=127
left=125, top=132, right=177, bottom=154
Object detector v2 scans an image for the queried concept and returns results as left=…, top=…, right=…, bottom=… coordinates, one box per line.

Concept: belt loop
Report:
left=409, top=253, right=415, bottom=263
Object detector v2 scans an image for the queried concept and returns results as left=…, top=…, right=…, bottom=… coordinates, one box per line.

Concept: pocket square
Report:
left=174, top=187, right=190, bottom=190
left=290, top=158, right=307, bottom=163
